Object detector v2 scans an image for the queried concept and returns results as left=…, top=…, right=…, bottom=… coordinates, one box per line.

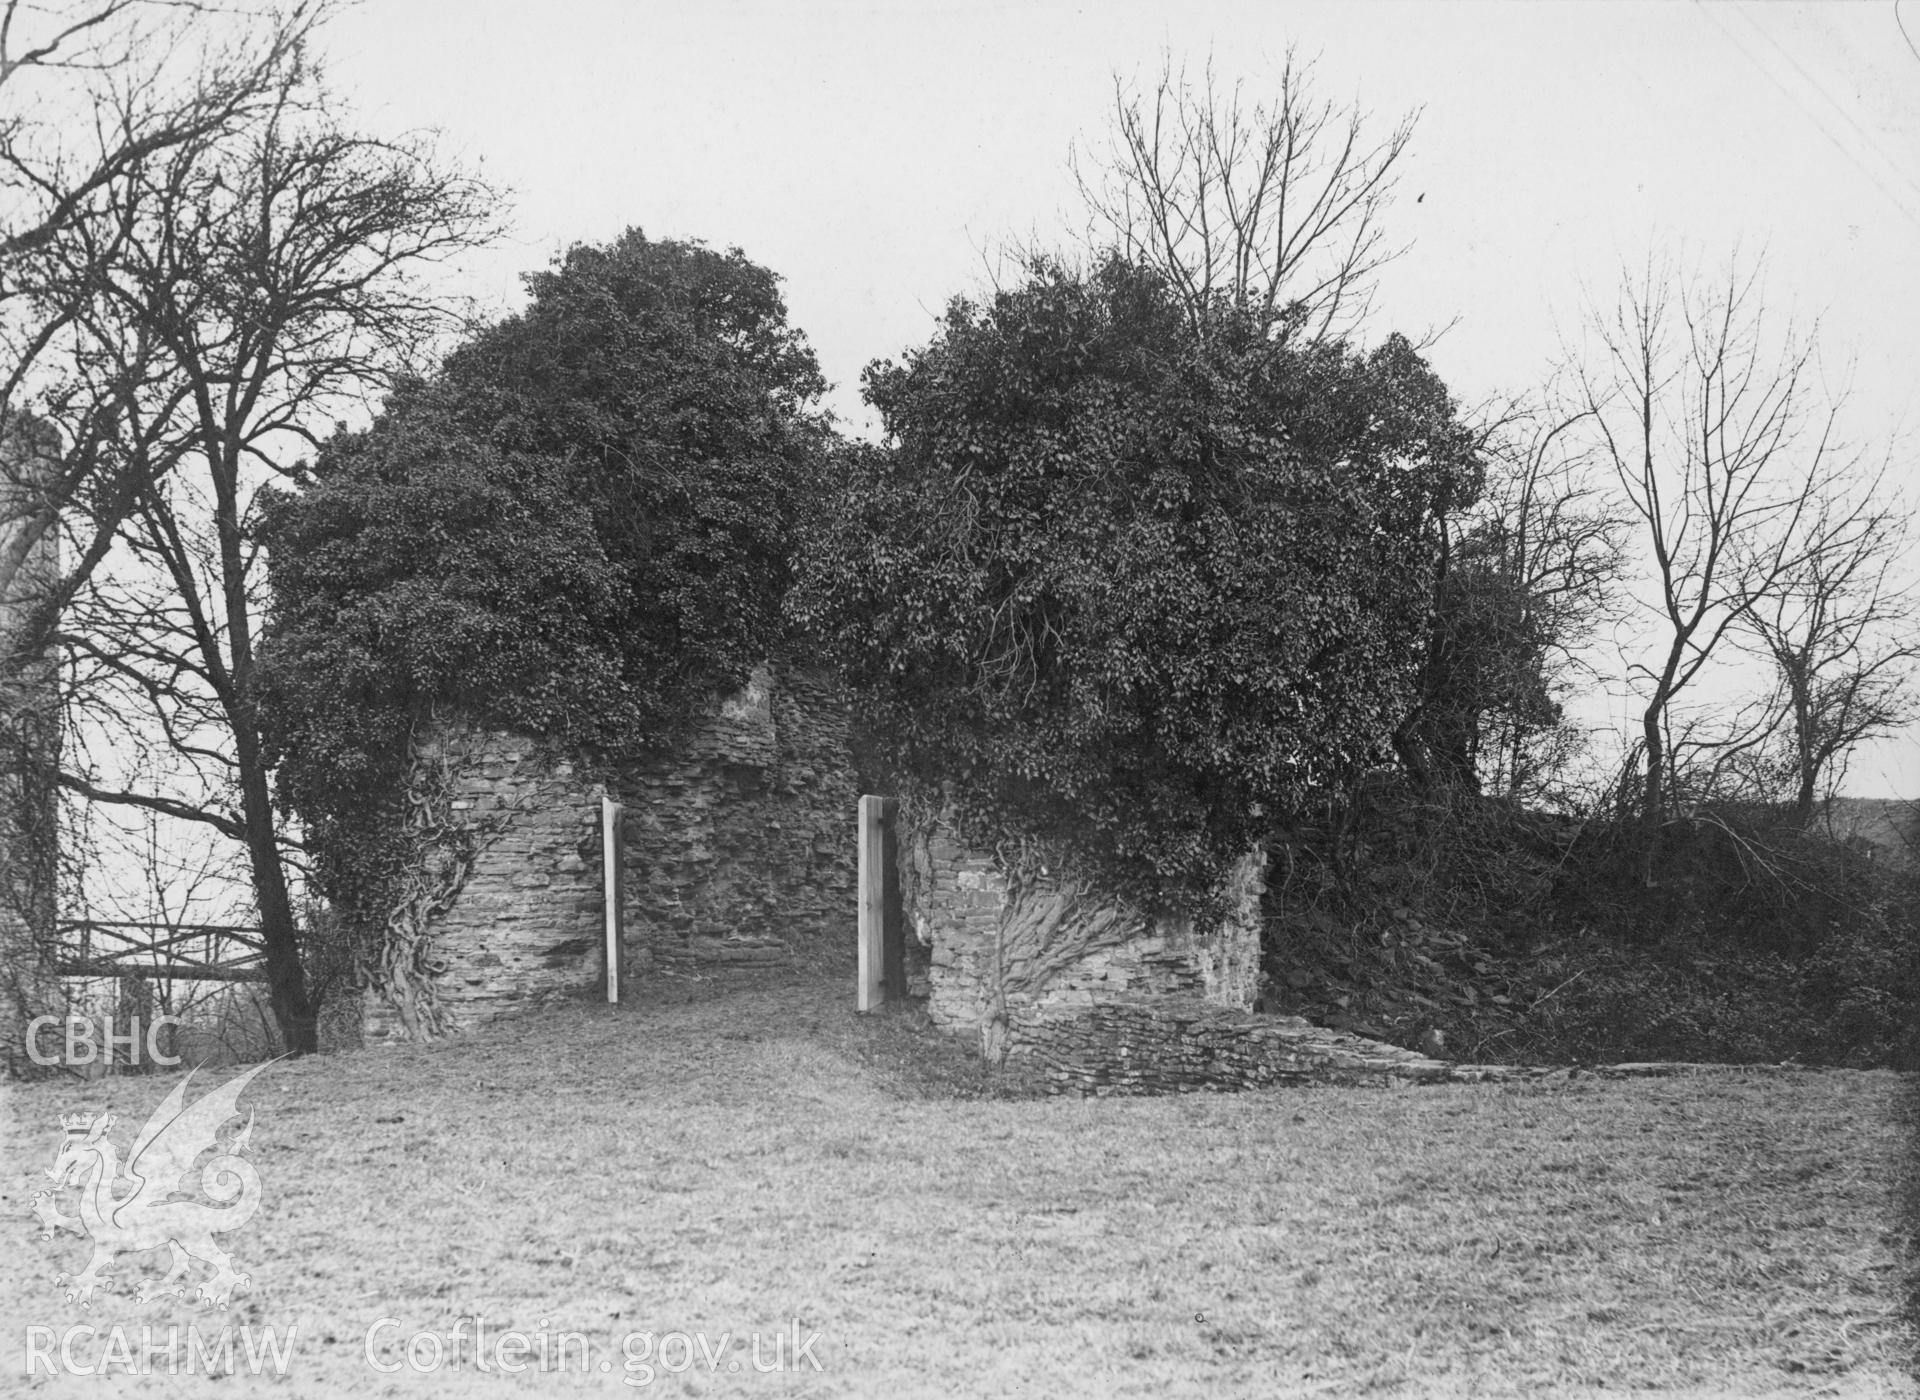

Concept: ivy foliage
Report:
left=260, top=230, right=828, bottom=948
left=1393, top=517, right=1565, bottom=792
left=789, top=256, right=1480, bottom=909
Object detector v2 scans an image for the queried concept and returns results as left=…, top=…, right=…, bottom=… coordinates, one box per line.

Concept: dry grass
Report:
left=3, top=966, right=1916, bottom=1398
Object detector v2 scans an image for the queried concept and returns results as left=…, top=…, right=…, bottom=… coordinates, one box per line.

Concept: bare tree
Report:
left=0, top=2, right=326, bottom=643
left=45, top=24, right=499, bottom=1053
left=0, top=2, right=307, bottom=256
left=1738, top=472, right=1916, bottom=822
left=1074, top=50, right=1417, bottom=340
left=1386, top=395, right=1628, bottom=802
left=0, top=1, right=336, bottom=1073
left=1570, top=254, right=1850, bottom=864
left=1471, top=400, right=1629, bottom=800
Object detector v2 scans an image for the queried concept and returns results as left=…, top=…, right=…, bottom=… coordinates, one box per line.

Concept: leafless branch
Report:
left=1566, top=251, right=1880, bottom=865
left=1073, top=49, right=1416, bottom=341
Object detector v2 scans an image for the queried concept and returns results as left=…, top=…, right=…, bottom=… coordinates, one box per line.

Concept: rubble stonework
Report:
left=351, top=665, right=858, bottom=1045
left=355, top=731, right=605, bottom=1045
left=1026, top=1003, right=1454, bottom=1094
left=1018, top=1004, right=1770, bottom=1095
left=619, top=667, right=857, bottom=969
left=903, top=807, right=1268, bottom=1052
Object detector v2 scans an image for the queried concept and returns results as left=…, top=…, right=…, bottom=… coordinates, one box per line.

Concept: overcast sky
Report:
left=324, top=0, right=1920, bottom=798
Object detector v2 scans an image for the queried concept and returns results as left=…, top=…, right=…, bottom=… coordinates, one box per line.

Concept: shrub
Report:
left=259, top=230, right=829, bottom=1012
left=790, top=256, right=1479, bottom=911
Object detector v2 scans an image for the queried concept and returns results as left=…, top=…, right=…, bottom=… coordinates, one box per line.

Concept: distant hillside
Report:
left=1819, top=797, right=1918, bottom=868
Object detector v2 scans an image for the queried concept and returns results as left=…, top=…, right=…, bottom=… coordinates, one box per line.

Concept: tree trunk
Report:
left=1792, top=770, right=1818, bottom=827
left=1639, top=701, right=1666, bottom=886
left=1638, top=633, right=1690, bottom=885
left=212, top=415, right=314, bottom=1053
left=237, top=722, right=314, bottom=1053
left=232, top=704, right=314, bottom=1056
left=1787, top=662, right=1817, bottom=827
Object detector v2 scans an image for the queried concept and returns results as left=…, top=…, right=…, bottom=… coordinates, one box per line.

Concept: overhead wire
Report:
left=1692, top=0, right=1920, bottom=235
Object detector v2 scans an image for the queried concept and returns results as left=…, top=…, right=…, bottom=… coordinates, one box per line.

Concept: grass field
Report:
left=3, top=966, right=1916, bottom=1397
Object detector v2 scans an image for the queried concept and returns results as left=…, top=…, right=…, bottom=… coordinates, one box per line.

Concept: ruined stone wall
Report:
left=899, top=809, right=1476, bottom=1095
left=903, top=808, right=1267, bottom=1056
left=359, top=730, right=605, bottom=1045
left=1024, top=1003, right=1451, bottom=1095
left=353, top=665, right=857, bottom=1045
left=614, top=666, right=858, bottom=969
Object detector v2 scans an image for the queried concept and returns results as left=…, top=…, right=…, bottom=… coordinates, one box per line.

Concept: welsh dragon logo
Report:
left=29, top=1061, right=271, bottom=1309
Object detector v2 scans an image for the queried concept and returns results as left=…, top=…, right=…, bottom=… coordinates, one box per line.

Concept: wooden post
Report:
left=601, top=796, right=624, bottom=1004
left=857, top=795, right=889, bottom=1011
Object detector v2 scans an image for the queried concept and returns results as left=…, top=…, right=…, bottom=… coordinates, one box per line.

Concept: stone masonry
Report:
left=617, top=667, right=857, bottom=970
left=1024, top=1003, right=1454, bottom=1095
left=1017, top=1001, right=1822, bottom=1096
left=353, top=664, right=857, bottom=1044
left=898, top=814, right=1577, bottom=1095
left=354, top=731, right=606, bottom=1043
left=898, top=813, right=1715, bottom=1097
left=903, top=807, right=1267, bottom=1062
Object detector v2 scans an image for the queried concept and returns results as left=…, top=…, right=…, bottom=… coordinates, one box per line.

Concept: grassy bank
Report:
left=3, top=968, right=1915, bottom=1397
